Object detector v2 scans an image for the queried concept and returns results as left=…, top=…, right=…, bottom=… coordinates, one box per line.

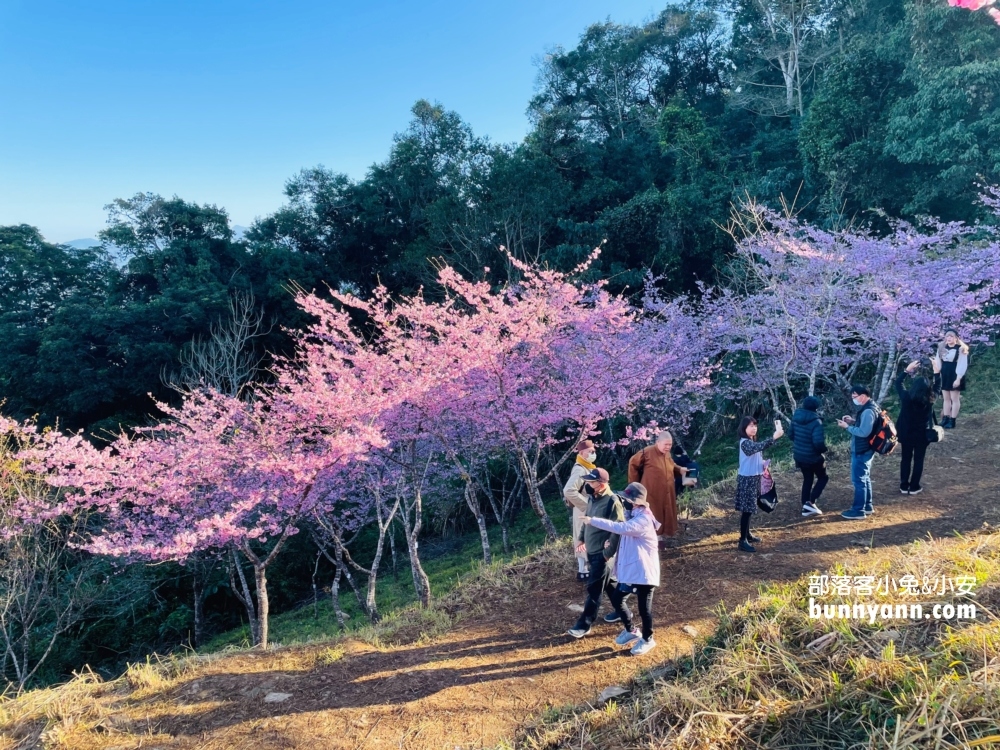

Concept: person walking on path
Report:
left=628, top=431, right=696, bottom=549
left=563, top=439, right=598, bottom=581
left=838, top=385, right=880, bottom=519
left=895, top=361, right=939, bottom=495
left=582, top=482, right=661, bottom=656
left=567, top=468, right=632, bottom=638
left=734, top=416, right=784, bottom=553
left=937, top=329, right=969, bottom=429
left=787, top=396, right=828, bottom=517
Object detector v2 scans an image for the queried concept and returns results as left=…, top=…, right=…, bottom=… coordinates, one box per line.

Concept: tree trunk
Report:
left=399, top=489, right=431, bottom=607
left=517, top=450, right=558, bottom=542
left=389, top=519, right=399, bottom=574
left=229, top=548, right=259, bottom=647
left=193, top=574, right=204, bottom=648
left=253, top=563, right=270, bottom=649
left=331, top=560, right=348, bottom=631
left=877, top=340, right=897, bottom=403
left=311, top=549, right=323, bottom=620
left=366, top=495, right=399, bottom=622
left=463, top=480, right=492, bottom=565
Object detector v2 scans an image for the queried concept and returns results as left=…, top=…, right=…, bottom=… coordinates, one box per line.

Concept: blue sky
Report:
left=0, top=1, right=660, bottom=242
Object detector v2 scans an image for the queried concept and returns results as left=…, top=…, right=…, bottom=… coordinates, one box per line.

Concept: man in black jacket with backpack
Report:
left=788, top=395, right=828, bottom=517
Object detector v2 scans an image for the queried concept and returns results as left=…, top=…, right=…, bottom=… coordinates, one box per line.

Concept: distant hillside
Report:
left=62, top=238, right=101, bottom=249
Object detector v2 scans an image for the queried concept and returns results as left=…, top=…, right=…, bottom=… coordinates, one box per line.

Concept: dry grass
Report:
left=515, top=529, right=1000, bottom=749
left=0, top=538, right=568, bottom=750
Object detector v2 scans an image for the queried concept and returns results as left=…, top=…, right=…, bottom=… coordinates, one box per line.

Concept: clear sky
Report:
left=0, top=1, right=660, bottom=242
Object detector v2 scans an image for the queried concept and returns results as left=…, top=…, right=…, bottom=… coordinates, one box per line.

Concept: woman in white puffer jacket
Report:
left=583, top=482, right=661, bottom=656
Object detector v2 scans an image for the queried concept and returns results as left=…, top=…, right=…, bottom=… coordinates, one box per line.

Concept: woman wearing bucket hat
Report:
left=582, top=482, right=661, bottom=656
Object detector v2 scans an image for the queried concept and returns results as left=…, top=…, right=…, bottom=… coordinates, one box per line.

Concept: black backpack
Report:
left=867, top=404, right=899, bottom=456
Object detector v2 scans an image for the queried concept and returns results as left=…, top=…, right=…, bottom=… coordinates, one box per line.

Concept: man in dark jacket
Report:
left=787, top=395, right=828, bottom=516
left=567, top=468, right=632, bottom=638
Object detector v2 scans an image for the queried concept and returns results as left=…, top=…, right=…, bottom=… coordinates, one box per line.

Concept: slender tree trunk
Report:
left=873, top=348, right=887, bottom=402
left=399, top=489, right=431, bottom=607
left=193, top=574, right=204, bottom=648
left=311, top=550, right=322, bottom=620
left=253, top=563, right=270, bottom=649
left=331, top=557, right=348, bottom=631
left=229, top=548, right=259, bottom=646
left=366, top=495, right=399, bottom=622
left=463, top=480, right=491, bottom=565
left=877, top=340, right=897, bottom=403
left=484, top=477, right=513, bottom=554
left=389, top=519, right=399, bottom=574
left=517, top=450, right=558, bottom=542
left=235, top=533, right=290, bottom=650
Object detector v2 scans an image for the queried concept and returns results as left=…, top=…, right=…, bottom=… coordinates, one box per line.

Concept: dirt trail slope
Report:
left=10, top=415, right=1000, bottom=750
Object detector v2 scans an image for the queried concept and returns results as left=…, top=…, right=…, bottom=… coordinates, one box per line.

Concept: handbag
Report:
left=757, top=463, right=779, bottom=513
left=926, top=410, right=944, bottom=444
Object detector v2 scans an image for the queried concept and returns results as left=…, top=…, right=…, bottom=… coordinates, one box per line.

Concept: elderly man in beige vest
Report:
left=563, top=439, right=597, bottom=581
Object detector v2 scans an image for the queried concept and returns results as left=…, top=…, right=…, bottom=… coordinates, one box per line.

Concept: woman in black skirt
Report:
left=734, top=416, right=784, bottom=553
left=937, top=329, right=969, bottom=429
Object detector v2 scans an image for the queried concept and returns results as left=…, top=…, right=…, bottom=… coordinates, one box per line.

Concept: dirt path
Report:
left=85, top=414, right=1000, bottom=749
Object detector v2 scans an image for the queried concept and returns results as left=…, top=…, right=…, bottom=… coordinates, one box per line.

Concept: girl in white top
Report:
left=936, top=328, right=969, bottom=429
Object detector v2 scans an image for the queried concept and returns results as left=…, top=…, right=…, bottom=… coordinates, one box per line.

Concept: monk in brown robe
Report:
left=628, top=431, right=695, bottom=543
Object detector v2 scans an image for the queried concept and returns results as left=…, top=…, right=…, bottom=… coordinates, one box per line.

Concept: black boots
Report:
left=942, top=416, right=957, bottom=429
left=738, top=539, right=756, bottom=553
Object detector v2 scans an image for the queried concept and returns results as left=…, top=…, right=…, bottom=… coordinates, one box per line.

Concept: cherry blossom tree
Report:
left=713, top=200, right=1000, bottom=415
left=314, top=249, right=714, bottom=553
left=18, top=294, right=392, bottom=649
left=947, top=0, right=1000, bottom=26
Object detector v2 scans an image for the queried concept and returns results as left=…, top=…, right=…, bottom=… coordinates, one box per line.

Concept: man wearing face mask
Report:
left=837, top=385, right=879, bottom=520
left=564, top=439, right=599, bottom=581
left=567, top=467, right=630, bottom=638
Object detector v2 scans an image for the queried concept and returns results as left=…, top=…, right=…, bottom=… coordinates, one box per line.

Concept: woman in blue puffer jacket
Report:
left=583, top=482, right=660, bottom=656
left=787, top=395, right=828, bottom=517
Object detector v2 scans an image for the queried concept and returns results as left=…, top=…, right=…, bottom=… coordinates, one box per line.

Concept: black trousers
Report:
left=796, top=460, right=829, bottom=505
left=574, top=553, right=632, bottom=630
left=900, top=441, right=928, bottom=491
left=623, top=583, right=655, bottom=640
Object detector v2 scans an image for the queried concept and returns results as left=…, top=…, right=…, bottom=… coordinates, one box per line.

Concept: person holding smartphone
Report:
left=837, top=385, right=880, bottom=519
left=733, top=417, right=784, bottom=553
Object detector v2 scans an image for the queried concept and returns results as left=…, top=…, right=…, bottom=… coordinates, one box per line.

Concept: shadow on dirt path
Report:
left=99, top=414, right=1000, bottom=749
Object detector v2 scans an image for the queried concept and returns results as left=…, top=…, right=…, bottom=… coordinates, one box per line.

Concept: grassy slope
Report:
left=514, top=532, right=1000, bottom=749
left=512, top=346, right=1000, bottom=749
left=203, top=495, right=573, bottom=650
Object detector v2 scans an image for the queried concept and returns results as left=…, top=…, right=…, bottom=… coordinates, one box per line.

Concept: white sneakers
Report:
left=630, top=637, right=656, bottom=656
left=566, top=626, right=591, bottom=639
left=802, top=502, right=823, bottom=517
